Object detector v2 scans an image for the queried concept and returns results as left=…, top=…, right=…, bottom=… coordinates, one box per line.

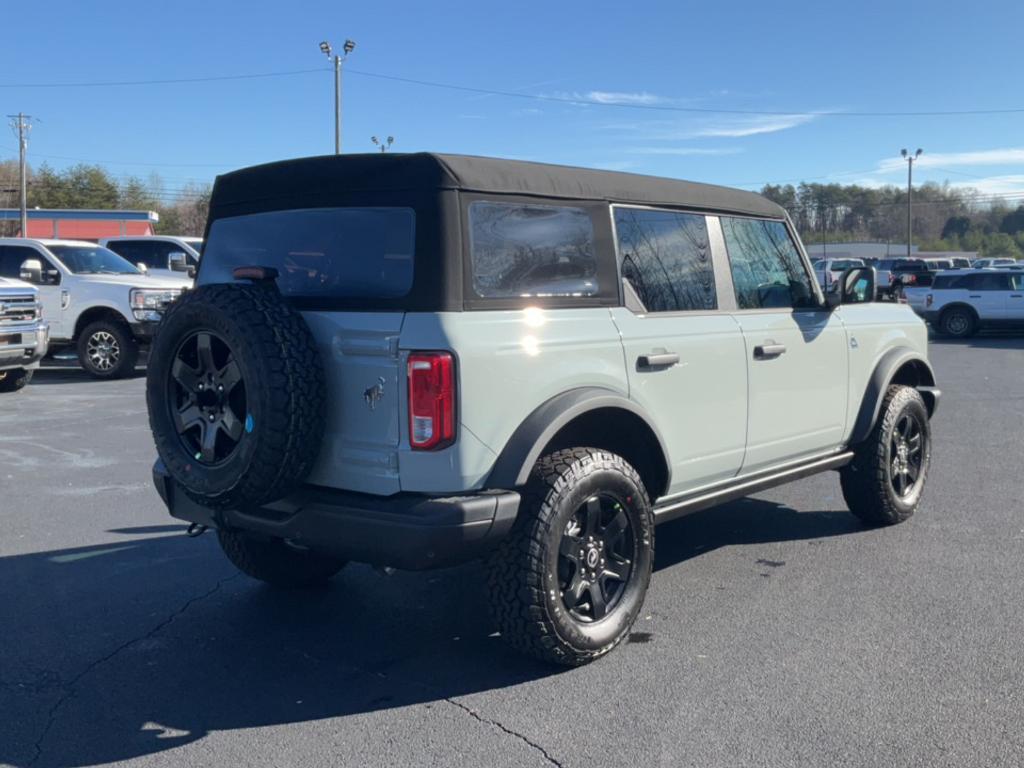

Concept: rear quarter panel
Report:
left=398, top=308, right=628, bottom=493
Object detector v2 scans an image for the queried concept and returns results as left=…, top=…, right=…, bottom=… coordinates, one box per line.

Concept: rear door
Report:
left=964, top=272, right=1011, bottom=320
left=611, top=207, right=747, bottom=493
left=718, top=216, right=849, bottom=473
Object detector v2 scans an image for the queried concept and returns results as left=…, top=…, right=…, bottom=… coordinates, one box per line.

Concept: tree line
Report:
left=760, top=181, right=1024, bottom=259
left=0, top=160, right=211, bottom=237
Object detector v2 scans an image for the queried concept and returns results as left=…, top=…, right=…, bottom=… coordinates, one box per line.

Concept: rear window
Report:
left=469, top=201, right=599, bottom=298
left=199, top=207, right=415, bottom=299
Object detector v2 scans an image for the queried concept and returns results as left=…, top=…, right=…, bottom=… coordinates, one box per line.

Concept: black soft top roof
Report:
left=211, top=152, right=785, bottom=219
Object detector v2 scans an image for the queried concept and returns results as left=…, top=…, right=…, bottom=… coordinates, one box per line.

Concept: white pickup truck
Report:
left=904, top=268, right=1024, bottom=337
left=0, top=239, right=190, bottom=378
left=0, top=276, right=49, bottom=392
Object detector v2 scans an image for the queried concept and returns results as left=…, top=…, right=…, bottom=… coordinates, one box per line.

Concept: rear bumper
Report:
left=152, top=460, right=521, bottom=570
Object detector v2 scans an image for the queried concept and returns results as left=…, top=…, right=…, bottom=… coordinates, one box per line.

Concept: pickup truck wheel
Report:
left=0, top=368, right=32, bottom=392
left=939, top=306, right=977, bottom=338
left=217, top=528, right=346, bottom=588
left=841, top=385, right=931, bottom=526
left=486, top=448, right=654, bottom=666
left=78, top=320, right=139, bottom=379
left=147, top=283, right=326, bottom=510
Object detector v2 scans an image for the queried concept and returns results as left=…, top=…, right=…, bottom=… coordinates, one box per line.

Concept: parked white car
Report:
left=904, top=269, right=1024, bottom=337
left=0, top=239, right=190, bottom=378
left=0, top=275, right=49, bottom=392
left=971, top=257, right=1016, bottom=269
left=812, top=258, right=866, bottom=289
left=100, top=236, right=202, bottom=279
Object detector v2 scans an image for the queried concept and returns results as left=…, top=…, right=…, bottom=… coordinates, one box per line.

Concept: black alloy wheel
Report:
left=170, top=330, right=247, bottom=465
left=558, top=494, right=636, bottom=623
left=889, top=411, right=925, bottom=499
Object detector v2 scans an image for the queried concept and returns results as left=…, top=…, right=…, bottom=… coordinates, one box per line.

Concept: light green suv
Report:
left=147, top=153, right=939, bottom=665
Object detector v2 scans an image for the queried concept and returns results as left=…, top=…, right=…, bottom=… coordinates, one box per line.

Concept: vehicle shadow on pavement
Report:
left=653, top=497, right=862, bottom=571
left=1, top=499, right=862, bottom=767
left=29, top=367, right=147, bottom=386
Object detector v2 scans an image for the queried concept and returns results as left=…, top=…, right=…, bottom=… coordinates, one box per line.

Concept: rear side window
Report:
left=199, top=207, right=415, bottom=299
left=613, top=207, right=716, bottom=312
left=469, top=202, right=598, bottom=298
left=933, top=274, right=965, bottom=289
left=721, top=217, right=817, bottom=310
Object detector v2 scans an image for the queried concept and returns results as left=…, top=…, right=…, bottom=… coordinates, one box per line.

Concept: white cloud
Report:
left=555, top=90, right=667, bottom=106
left=624, top=147, right=743, bottom=156
left=875, top=148, right=1024, bottom=174
left=690, top=114, right=818, bottom=138
left=947, top=174, right=1024, bottom=196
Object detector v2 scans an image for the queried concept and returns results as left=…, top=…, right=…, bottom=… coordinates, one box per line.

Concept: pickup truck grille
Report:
left=0, top=295, right=40, bottom=325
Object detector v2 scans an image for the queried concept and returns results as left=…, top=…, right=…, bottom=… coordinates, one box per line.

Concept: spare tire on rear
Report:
left=147, top=283, right=326, bottom=510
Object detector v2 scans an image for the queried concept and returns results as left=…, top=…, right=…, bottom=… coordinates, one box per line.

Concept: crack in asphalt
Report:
left=353, top=664, right=562, bottom=767
left=27, top=573, right=239, bottom=767
left=441, top=697, right=563, bottom=767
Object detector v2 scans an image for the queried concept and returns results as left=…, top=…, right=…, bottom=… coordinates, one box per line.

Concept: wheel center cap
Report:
left=585, top=548, right=601, bottom=569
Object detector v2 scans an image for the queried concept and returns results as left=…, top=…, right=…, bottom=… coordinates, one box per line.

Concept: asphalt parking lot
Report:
left=2, top=335, right=1023, bottom=768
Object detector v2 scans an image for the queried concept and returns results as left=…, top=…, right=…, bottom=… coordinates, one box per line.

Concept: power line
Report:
left=0, top=64, right=1023, bottom=117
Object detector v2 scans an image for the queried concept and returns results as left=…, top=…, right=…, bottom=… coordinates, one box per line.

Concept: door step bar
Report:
left=653, top=451, right=855, bottom=524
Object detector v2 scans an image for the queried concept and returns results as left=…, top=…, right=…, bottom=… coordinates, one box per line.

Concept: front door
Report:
left=612, top=207, right=748, bottom=496
left=717, top=215, right=849, bottom=473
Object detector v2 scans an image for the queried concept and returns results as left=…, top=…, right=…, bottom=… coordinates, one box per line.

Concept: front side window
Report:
left=721, top=217, right=817, bottom=310
left=0, top=246, right=44, bottom=278
left=614, top=207, right=716, bottom=312
left=199, top=207, right=415, bottom=299
left=469, top=202, right=598, bottom=298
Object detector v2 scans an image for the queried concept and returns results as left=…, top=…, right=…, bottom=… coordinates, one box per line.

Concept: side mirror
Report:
left=840, top=266, right=876, bottom=305
left=168, top=252, right=189, bottom=273
left=19, top=259, right=43, bottom=284
left=137, top=262, right=149, bottom=273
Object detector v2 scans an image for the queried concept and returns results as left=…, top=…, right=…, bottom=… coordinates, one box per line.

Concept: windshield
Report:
left=47, top=245, right=141, bottom=275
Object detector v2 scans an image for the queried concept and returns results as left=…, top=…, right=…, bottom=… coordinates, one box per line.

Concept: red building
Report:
left=0, top=208, right=158, bottom=240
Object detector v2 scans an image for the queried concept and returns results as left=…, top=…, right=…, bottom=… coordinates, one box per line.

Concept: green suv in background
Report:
left=147, top=154, right=939, bottom=665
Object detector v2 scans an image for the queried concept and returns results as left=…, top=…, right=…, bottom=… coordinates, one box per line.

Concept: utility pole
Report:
left=371, top=136, right=394, bottom=153
left=319, top=39, right=356, bottom=154
left=7, top=113, right=32, bottom=237
left=901, top=148, right=923, bottom=259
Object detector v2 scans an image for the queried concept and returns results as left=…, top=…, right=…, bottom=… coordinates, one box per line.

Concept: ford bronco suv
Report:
left=0, top=275, right=49, bottom=393
left=147, top=154, right=939, bottom=665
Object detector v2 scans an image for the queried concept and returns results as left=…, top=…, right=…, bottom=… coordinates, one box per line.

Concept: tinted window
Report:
left=933, top=274, right=966, bottom=289
left=967, top=273, right=1012, bottom=291
left=0, top=245, right=44, bottom=278
left=107, top=240, right=181, bottom=269
left=721, top=217, right=817, bottom=309
left=200, top=207, right=415, bottom=299
left=47, top=245, right=139, bottom=275
left=614, top=208, right=715, bottom=312
left=469, top=202, right=598, bottom=298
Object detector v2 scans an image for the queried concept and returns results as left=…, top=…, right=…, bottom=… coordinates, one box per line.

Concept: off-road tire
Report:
left=147, top=283, right=326, bottom=510
left=841, top=385, right=931, bottom=526
left=78, top=319, right=139, bottom=379
left=486, top=448, right=654, bottom=666
left=217, top=528, right=346, bottom=588
left=939, top=305, right=977, bottom=338
left=0, top=367, right=32, bottom=392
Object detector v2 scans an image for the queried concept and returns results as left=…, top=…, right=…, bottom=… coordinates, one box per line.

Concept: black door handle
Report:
left=637, top=352, right=679, bottom=369
left=754, top=343, right=787, bottom=359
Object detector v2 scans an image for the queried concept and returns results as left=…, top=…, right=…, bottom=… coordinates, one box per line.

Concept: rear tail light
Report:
left=407, top=352, right=455, bottom=450
left=905, top=274, right=917, bottom=284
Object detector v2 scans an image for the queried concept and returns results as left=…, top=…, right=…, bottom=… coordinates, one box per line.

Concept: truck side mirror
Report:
left=840, top=267, right=876, bottom=305
left=168, top=252, right=189, bottom=272
left=137, top=262, right=149, bottom=274
left=19, top=259, right=43, bottom=284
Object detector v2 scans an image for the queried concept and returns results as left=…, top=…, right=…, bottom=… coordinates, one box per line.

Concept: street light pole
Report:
left=320, top=39, right=356, bottom=154
left=901, top=148, right=922, bottom=259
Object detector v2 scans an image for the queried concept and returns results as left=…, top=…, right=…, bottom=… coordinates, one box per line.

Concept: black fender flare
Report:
left=849, top=347, right=939, bottom=446
left=486, top=387, right=672, bottom=493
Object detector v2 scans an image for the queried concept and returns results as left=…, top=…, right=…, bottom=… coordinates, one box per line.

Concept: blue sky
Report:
left=3, top=0, right=1024, bottom=202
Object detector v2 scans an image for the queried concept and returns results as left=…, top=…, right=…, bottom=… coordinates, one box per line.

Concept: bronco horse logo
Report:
left=363, top=377, right=385, bottom=411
